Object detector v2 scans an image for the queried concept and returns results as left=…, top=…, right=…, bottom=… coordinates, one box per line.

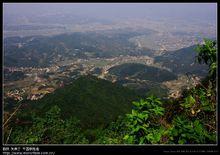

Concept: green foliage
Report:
left=124, top=96, right=165, bottom=144
left=63, top=117, right=88, bottom=144
left=171, top=116, right=215, bottom=144
left=30, top=76, right=140, bottom=128
left=8, top=80, right=216, bottom=144
left=123, top=81, right=216, bottom=144
left=196, top=39, right=217, bottom=81
left=181, top=86, right=215, bottom=114
left=7, top=39, right=217, bottom=144
left=10, top=105, right=88, bottom=144
left=176, top=84, right=216, bottom=144
left=94, top=116, right=128, bottom=144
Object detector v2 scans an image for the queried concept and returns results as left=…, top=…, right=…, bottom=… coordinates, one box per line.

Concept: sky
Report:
left=3, top=3, right=217, bottom=23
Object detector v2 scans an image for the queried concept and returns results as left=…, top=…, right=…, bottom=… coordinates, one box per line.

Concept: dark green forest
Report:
left=109, top=63, right=177, bottom=82
left=17, top=76, right=141, bottom=129
left=3, top=39, right=217, bottom=144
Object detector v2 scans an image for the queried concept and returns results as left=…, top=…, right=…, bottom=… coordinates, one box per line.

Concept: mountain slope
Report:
left=18, top=76, right=141, bottom=128
left=109, top=63, right=177, bottom=82
left=154, top=45, right=208, bottom=76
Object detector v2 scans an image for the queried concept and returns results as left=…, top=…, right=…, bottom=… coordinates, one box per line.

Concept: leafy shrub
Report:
left=196, top=39, right=216, bottom=81
left=123, top=95, right=166, bottom=144
left=10, top=105, right=88, bottom=144
left=171, top=116, right=216, bottom=144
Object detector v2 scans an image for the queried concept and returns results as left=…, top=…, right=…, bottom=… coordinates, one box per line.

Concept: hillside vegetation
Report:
left=4, top=39, right=216, bottom=144
left=15, top=76, right=141, bottom=129
left=155, top=45, right=208, bottom=76
left=109, top=63, right=177, bottom=82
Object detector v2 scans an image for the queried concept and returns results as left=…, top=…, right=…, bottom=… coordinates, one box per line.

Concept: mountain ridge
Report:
left=17, top=75, right=141, bottom=128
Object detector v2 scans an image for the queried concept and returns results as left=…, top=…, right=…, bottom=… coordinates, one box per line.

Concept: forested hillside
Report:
left=109, top=63, right=177, bottom=82
left=3, top=39, right=217, bottom=144
left=15, top=76, right=141, bottom=128
left=155, top=45, right=208, bottom=76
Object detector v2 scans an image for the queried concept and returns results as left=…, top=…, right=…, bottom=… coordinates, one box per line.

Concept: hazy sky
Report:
left=3, top=3, right=217, bottom=22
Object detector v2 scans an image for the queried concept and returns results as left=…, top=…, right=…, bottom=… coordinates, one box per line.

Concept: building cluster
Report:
left=5, top=89, right=24, bottom=101
left=27, top=86, right=55, bottom=101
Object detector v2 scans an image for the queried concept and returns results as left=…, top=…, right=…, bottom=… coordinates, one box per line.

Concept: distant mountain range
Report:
left=4, top=32, right=208, bottom=79
left=4, top=30, right=155, bottom=67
